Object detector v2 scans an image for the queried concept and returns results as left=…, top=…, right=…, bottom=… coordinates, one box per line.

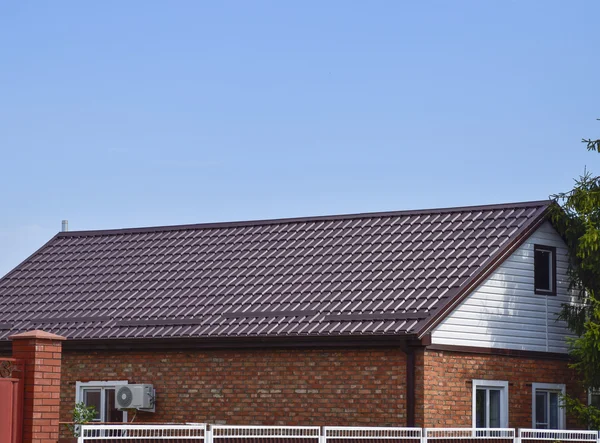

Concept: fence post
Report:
left=77, top=424, right=85, bottom=443
left=514, top=428, right=520, bottom=443
left=422, top=427, right=427, bottom=443
left=206, top=424, right=213, bottom=443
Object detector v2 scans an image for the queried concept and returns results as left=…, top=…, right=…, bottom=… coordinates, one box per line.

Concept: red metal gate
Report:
left=0, top=358, right=24, bottom=443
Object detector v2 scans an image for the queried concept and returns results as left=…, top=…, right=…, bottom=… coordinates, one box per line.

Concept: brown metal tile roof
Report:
left=0, top=201, right=550, bottom=342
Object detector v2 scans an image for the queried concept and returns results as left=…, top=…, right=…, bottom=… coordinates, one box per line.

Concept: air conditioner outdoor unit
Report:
left=115, top=384, right=155, bottom=411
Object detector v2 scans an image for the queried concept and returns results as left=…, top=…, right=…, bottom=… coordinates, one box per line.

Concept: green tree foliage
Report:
left=550, top=120, right=600, bottom=427
left=67, top=402, right=97, bottom=437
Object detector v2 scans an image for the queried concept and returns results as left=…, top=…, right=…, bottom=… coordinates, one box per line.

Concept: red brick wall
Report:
left=420, top=349, right=584, bottom=428
left=57, top=345, right=584, bottom=430
left=60, top=347, right=407, bottom=427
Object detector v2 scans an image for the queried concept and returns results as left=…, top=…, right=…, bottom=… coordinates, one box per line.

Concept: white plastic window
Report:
left=472, top=380, right=509, bottom=428
left=75, top=380, right=128, bottom=423
left=532, top=383, right=565, bottom=429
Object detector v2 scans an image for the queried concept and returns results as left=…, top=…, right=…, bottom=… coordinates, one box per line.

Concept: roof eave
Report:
left=0, top=333, right=420, bottom=353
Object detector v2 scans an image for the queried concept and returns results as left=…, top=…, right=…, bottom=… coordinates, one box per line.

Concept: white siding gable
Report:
left=431, top=221, right=576, bottom=354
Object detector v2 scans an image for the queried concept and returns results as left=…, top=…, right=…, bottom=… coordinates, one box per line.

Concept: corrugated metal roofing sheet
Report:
left=0, top=201, right=550, bottom=342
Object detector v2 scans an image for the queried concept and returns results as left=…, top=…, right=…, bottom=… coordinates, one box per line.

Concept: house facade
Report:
left=0, top=201, right=585, bottom=431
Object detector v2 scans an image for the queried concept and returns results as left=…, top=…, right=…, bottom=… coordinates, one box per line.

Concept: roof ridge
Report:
left=57, top=200, right=552, bottom=237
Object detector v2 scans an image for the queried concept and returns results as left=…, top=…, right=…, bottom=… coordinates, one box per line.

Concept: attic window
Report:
left=534, top=245, right=556, bottom=295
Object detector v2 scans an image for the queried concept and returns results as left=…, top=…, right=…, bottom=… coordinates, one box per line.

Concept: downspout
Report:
left=406, top=347, right=416, bottom=427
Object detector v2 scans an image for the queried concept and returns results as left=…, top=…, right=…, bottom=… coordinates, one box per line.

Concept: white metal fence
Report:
left=324, top=426, right=422, bottom=440
left=323, top=426, right=422, bottom=443
left=518, top=429, right=598, bottom=443
left=78, top=423, right=207, bottom=441
left=425, top=428, right=515, bottom=441
left=211, top=425, right=321, bottom=442
left=76, top=426, right=600, bottom=443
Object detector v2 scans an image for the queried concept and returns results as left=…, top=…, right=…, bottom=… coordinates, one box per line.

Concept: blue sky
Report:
left=0, top=1, right=598, bottom=276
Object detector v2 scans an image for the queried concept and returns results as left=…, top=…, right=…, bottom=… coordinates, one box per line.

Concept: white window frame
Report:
left=532, top=382, right=566, bottom=429
left=472, top=379, right=509, bottom=428
left=75, top=380, right=129, bottom=423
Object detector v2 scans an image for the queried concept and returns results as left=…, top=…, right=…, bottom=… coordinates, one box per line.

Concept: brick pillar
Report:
left=10, top=330, right=66, bottom=443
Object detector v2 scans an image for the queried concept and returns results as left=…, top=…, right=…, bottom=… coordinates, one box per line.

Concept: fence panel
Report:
left=424, top=428, right=515, bottom=443
left=518, top=429, right=598, bottom=443
left=324, top=426, right=422, bottom=443
left=78, top=423, right=207, bottom=443
left=211, top=425, right=321, bottom=443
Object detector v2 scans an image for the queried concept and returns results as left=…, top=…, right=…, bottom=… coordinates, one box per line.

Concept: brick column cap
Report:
left=9, top=329, right=66, bottom=341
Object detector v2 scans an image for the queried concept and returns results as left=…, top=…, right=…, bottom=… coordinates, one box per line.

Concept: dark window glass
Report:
left=105, top=388, right=124, bottom=423
left=82, top=387, right=125, bottom=423
left=83, top=389, right=102, bottom=421
left=489, top=389, right=501, bottom=428
left=591, top=392, right=600, bottom=409
left=549, top=392, right=559, bottom=429
left=476, top=386, right=504, bottom=428
left=536, top=391, right=548, bottom=428
left=476, top=389, right=486, bottom=428
left=535, top=390, right=561, bottom=429
left=535, top=248, right=552, bottom=292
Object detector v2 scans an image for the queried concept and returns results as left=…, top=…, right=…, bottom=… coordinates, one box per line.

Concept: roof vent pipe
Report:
left=61, top=220, right=69, bottom=232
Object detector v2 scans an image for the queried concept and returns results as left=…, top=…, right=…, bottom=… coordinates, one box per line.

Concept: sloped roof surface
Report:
left=0, top=201, right=550, bottom=341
